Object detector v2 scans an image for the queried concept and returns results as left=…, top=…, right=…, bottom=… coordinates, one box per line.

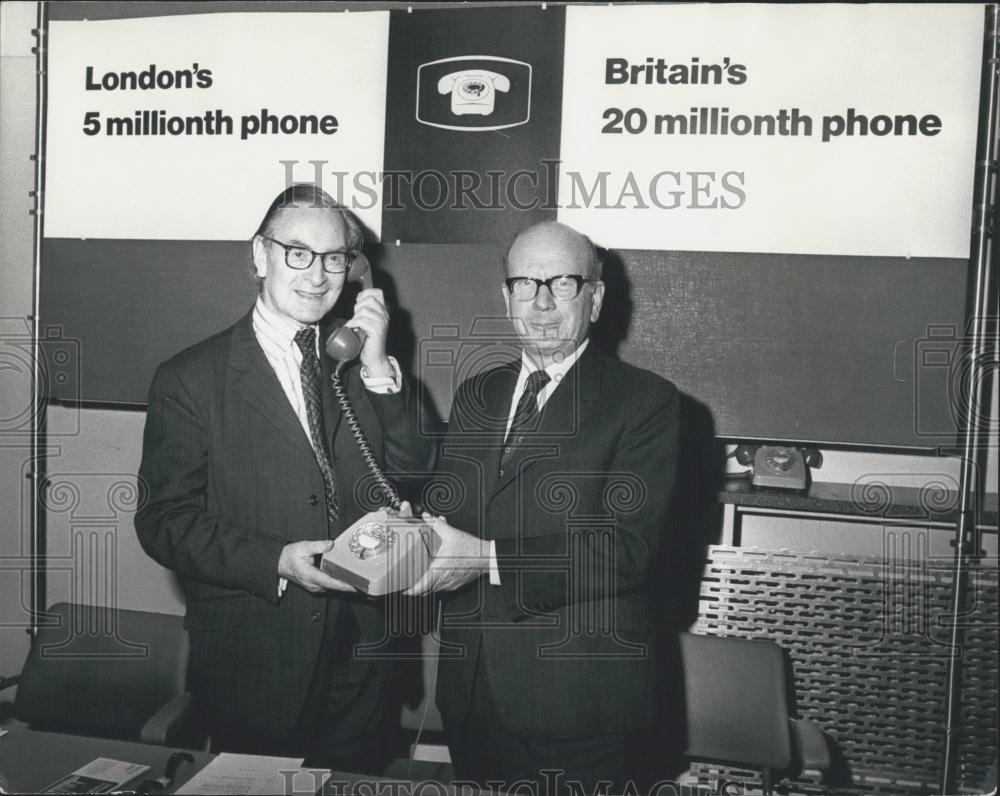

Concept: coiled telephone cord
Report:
left=331, top=361, right=402, bottom=510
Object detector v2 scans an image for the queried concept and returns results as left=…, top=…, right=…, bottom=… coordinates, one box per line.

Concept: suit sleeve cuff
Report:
left=488, top=539, right=501, bottom=586
left=361, top=356, right=402, bottom=394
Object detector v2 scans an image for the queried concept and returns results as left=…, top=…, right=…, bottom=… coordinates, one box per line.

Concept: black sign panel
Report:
left=382, top=6, right=565, bottom=245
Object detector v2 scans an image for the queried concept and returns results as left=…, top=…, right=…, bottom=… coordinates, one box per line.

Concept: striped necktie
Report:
left=502, top=369, right=551, bottom=467
left=294, top=327, right=339, bottom=530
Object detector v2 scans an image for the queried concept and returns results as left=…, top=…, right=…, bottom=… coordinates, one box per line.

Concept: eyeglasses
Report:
left=505, top=275, right=597, bottom=302
left=261, top=236, right=355, bottom=274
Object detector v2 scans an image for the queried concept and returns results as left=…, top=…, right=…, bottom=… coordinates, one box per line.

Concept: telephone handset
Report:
left=437, top=70, right=511, bottom=95
left=320, top=254, right=440, bottom=594
left=324, top=253, right=373, bottom=362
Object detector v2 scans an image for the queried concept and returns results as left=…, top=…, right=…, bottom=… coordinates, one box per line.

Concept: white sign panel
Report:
left=557, top=4, right=983, bottom=258
left=45, top=12, right=389, bottom=240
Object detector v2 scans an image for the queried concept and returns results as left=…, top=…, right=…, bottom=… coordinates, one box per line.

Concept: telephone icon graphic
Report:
left=437, top=70, right=510, bottom=117
left=416, top=56, right=531, bottom=131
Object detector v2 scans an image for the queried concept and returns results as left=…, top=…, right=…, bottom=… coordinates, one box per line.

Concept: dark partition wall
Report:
left=609, top=251, right=969, bottom=449
left=40, top=237, right=967, bottom=448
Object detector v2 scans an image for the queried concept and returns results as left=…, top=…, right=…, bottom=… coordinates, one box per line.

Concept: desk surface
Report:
left=0, top=727, right=463, bottom=795
left=0, top=727, right=214, bottom=793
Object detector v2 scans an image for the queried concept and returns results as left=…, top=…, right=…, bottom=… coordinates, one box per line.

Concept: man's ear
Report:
left=251, top=235, right=268, bottom=279
left=589, top=281, right=605, bottom=323
left=501, top=283, right=512, bottom=319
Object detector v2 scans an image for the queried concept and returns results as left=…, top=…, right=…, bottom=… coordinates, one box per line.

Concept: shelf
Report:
left=719, top=479, right=999, bottom=529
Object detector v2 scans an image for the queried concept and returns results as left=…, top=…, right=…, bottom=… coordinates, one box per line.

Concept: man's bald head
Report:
left=501, top=221, right=605, bottom=369
left=503, top=222, right=601, bottom=280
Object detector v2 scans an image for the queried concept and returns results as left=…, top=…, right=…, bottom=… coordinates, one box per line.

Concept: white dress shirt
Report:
left=504, top=339, right=590, bottom=441
left=252, top=297, right=402, bottom=596
left=488, top=339, right=590, bottom=585
left=252, top=297, right=401, bottom=439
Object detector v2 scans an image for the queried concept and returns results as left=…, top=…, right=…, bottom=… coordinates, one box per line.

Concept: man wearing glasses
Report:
left=407, top=221, right=681, bottom=794
left=135, top=184, right=432, bottom=769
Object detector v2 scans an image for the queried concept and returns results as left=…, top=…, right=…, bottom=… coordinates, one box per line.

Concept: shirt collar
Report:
left=253, top=296, right=314, bottom=352
left=517, top=338, right=589, bottom=391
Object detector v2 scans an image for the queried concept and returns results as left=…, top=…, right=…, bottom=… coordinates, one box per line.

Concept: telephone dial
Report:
left=735, top=444, right=822, bottom=491
left=437, top=69, right=510, bottom=116
left=319, top=253, right=440, bottom=595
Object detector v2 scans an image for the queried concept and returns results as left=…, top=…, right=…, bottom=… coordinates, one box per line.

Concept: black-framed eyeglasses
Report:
left=261, top=235, right=355, bottom=274
left=505, top=274, right=597, bottom=302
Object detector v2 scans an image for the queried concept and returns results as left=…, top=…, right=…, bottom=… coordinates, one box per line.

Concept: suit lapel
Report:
left=480, top=363, right=519, bottom=499
left=490, top=345, right=605, bottom=498
left=573, top=343, right=605, bottom=419
left=319, top=336, right=345, bottom=445
left=227, top=312, right=315, bottom=457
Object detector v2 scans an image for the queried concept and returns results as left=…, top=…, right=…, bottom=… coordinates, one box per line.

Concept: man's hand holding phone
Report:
left=347, top=287, right=393, bottom=379
left=404, top=513, right=492, bottom=596
left=278, top=540, right=356, bottom=593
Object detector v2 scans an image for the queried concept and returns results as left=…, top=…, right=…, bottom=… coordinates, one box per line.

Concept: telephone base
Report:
left=751, top=445, right=810, bottom=491
left=320, top=508, right=440, bottom=596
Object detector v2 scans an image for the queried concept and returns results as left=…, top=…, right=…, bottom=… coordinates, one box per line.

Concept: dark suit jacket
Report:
left=135, top=311, right=433, bottom=741
left=433, top=344, right=680, bottom=738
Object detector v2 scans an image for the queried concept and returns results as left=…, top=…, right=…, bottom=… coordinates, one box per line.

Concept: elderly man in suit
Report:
left=408, top=221, right=681, bottom=794
left=135, top=184, right=433, bottom=769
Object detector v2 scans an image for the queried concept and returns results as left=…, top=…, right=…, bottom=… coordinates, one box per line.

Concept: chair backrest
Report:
left=680, top=632, right=793, bottom=772
left=14, top=602, right=188, bottom=741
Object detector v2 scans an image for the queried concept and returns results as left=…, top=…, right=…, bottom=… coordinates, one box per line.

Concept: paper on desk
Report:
left=42, top=758, right=150, bottom=794
left=174, top=752, right=330, bottom=796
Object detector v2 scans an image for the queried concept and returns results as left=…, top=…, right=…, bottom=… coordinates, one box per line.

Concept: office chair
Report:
left=0, top=602, right=196, bottom=746
left=680, top=632, right=831, bottom=794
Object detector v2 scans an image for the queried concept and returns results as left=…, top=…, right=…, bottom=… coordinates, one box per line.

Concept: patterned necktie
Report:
left=294, top=327, right=339, bottom=529
left=503, top=370, right=551, bottom=463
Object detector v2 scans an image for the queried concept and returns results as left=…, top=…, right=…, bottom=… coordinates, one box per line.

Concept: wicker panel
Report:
left=691, top=545, right=997, bottom=796
left=955, top=557, right=998, bottom=794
